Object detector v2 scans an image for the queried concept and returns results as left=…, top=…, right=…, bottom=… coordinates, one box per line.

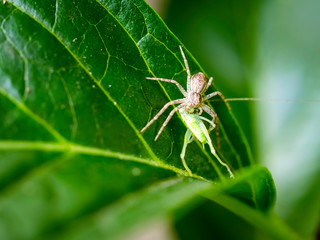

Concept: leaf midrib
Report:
left=0, top=140, right=207, bottom=181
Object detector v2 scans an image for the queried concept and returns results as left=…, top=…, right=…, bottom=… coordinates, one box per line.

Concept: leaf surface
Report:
left=0, top=1, right=279, bottom=239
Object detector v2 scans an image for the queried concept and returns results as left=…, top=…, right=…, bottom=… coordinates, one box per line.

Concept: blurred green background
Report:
left=147, top=0, right=320, bottom=238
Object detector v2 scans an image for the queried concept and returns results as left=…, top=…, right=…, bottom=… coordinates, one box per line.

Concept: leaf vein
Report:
left=0, top=89, right=67, bottom=142
left=51, top=0, right=59, bottom=31
left=58, top=72, right=79, bottom=139
left=0, top=140, right=207, bottom=181
left=8, top=2, right=160, bottom=163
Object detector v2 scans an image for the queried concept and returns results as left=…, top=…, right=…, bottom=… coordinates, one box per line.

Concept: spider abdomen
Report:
left=191, top=72, right=207, bottom=93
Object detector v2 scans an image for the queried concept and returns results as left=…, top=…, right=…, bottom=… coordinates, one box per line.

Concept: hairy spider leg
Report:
left=180, top=129, right=193, bottom=176
left=154, top=103, right=186, bottom=141
left=179, top=45, right=191, bottom=92
left=204, top=91, right=231, bottom=110
left=145, top=77, right=187, bottom=96
left=140, top=98, right=185, bottom=133
left=204, top=77, right=213, bottom=93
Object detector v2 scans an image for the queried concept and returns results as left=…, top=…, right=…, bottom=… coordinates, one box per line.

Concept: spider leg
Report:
left=204, top=91, right=231, bottom=110
left=180, top=129, right=193, bottom=176
left=202, top=104, right=220, bottom=149
left=202, top=104, right=216, bottom=122
left=179, top=45, right=191, bottom=92
left=146, top=77, right=187, bottom=97
left=140, top=98, right=185, bottom=133
left=154, top=103, right=186, bottom=141
left=204, top=77, right=213, bottom=93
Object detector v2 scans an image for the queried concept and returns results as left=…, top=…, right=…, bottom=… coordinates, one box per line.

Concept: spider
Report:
left=140, top=45, right=229, bottom=140
left=141, top=45, right=233, bottom=178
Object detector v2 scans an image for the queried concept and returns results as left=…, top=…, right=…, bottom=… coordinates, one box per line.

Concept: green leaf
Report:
left=46, top=166, right=278, bottom=240
left=0, top=0, right=280, bottom=239
left=172, top=168, right=299, bottom=240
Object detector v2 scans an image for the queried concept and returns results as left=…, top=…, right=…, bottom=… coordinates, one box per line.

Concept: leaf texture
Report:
left=0, top=1, right=278, bottom=239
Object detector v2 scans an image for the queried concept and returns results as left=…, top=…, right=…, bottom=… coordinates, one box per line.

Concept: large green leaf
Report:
left=0, top=0, right=283, bottom=239
left=47, top=166, right=279, bottom=240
